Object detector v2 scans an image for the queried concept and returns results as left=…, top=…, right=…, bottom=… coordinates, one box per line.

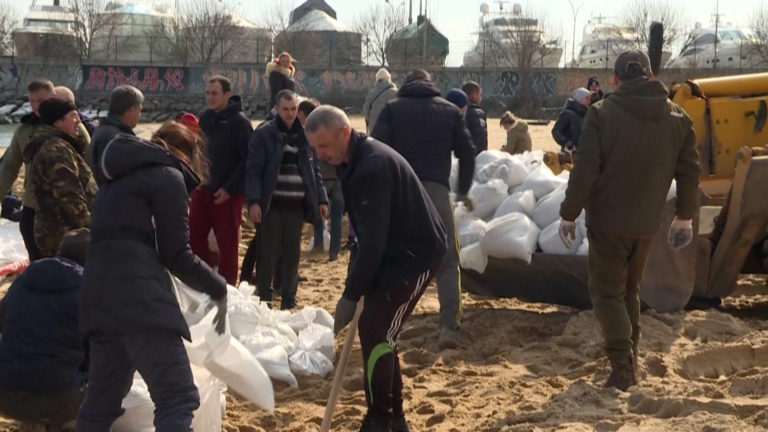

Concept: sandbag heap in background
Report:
left=453, top=150, right=587, bottom=274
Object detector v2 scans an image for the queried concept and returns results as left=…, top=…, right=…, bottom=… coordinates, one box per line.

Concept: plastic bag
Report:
left=577, top=238, right=589, bottom=256
left=475, top=150, right=505, bottom=171
left=288, top=349, right=334, bottom=378
left=481, top=212, right=540, bottom=264
left=532, top=185, right=567, bottom=229
left=287, top=307, right=335, bottom=333
left=0, top=220, right=28, bottom=267
left=203, top=328, right=275, bottom=411
left=538, top=220, right=584, bottom=255
left=460, top=242, right=488, bottom=273
left=468, top=179, right=508, bottom=220
left=520, top=164, right=567, bottom=199
left=494, top=190, right=536, bottom=219
left=245, top=343, right=298, bottom=388
left=449, top=157, right=459, bottom=192
left=297, top=323, right=335, bottom=362
left=455, top=205, right=487, bottom=248
left=475, top=156, right=529, bottom=189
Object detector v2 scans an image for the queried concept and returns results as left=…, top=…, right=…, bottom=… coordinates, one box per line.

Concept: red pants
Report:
left=188, top=188, right=244, bottom=285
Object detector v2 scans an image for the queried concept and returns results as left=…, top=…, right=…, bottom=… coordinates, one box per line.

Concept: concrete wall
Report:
left=1, top=57, right=765, bottom=117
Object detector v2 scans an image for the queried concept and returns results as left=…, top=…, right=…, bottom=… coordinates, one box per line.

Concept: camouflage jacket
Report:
left=23, top=125, right=97, bottom=257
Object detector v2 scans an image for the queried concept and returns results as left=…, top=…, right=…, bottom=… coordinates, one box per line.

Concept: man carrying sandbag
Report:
left=559, top=50, right=701, bottom=391
left=305, top=105, right=446, bottom=432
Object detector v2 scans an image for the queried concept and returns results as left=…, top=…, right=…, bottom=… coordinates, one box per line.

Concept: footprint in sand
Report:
left=678, top=344, right=768, bottom=379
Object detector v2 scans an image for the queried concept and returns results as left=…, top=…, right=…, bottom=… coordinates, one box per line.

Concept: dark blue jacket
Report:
left=90, top=115, right=135, bottom=185
left=372, top=79, right=476, bottom=195
left=0, top=258, right=86, bottom=393
left=340, top=132, right=447, bottom=301
left=245, top=117, right=328, bottom=224
left=199, top=95, right=253, bottom=195
left=465, top=103, right=488, bottom=154
left=81, top=134, right=226, bottom=341
left=551, top=99, right=588, bottom=149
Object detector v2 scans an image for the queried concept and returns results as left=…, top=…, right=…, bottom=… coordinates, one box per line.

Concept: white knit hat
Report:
left=571, top=87, right=591, bottom=101
left=375, top=68, right=392, bottom=82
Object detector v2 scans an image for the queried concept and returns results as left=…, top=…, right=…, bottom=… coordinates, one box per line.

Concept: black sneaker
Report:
left=360, top=414, right=390, bottom=432
left=329, top=252, right=338, bottom=262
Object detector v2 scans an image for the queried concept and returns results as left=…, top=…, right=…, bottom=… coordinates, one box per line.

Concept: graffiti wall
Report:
left=0, top=57, right=763, bottom=109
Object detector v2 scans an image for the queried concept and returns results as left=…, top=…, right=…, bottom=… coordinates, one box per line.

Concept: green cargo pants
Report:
left=587, top=229, right=653, bottom=362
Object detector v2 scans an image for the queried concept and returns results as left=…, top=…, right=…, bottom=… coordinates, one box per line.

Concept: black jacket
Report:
left=0, top=257, right=86, bottom=393
left=199, top=95, right=253, bottom=195
left=372, top=79, right=475, bottom=195
left=267, top=62, right=297, bottom=108
left=90, top=115, right=135, bottom=184
left=465, top=103, right=488, bottom=154
left=340, top=132, right=447, bottom=301
left=245, top=118, right=328, bottom=224
left=551, top=99, right=588, bottom=148
left=81, top=134, right=226, bottom=340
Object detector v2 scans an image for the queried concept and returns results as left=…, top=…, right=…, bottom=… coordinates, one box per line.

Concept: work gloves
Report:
left=668, top=217, right=693, bottom=250
left=333, top=296, right=357, bottom=335
left=212, top=296, right=227, bottom=335
left=456, top=194, right=474, bottom=212
left=559, top=219, right=576, bottom=248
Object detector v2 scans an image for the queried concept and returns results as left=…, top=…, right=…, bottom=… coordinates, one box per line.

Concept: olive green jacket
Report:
left=560, top=78, right=701, bottom=238
left=0, top=114, right=90, bottom=210
left=501, top=121, right=532, bottom=155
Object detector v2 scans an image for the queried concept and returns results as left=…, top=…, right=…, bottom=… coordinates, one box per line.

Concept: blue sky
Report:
left=10, top=0, right=760, bottom=66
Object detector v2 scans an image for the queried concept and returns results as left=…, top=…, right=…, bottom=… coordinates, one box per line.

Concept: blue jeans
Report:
left=314, top=180, right=344, bottom=256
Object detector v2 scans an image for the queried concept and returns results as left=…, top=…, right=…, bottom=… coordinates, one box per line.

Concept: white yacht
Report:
left=665, top=23, right=767, bottom=69
left=13, top=0, right=80, bottom=59
left=573, top=16, right=671, bottom=69
left=462, top=2, right=562, bottom=69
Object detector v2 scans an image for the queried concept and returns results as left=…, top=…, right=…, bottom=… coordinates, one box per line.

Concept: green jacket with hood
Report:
left=502, top=121, right=532, bottom=155
left=560, top=78, right=701, bottom=238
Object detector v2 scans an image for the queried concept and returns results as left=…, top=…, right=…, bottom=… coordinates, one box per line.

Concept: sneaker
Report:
left=329, top=252, right=338, bottom=262
left=437, top=327, right=470, bottom=350
left=391, top=415, right=410, bottom=432
left=281, top=300, right=298, bottom=310
left=604, top=355, right=636, bottom=391
left=360, top=413, right=390, bottom=432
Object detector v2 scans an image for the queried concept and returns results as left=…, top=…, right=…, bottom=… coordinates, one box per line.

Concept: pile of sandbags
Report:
left=454, top=151, right=588, bottom=274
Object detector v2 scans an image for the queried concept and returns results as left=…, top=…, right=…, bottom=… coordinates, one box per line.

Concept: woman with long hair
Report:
left=77, top=122, right=227, bottom=431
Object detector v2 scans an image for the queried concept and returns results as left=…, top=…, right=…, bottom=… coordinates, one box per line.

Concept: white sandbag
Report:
left=468, top=179, right=508, bottom=220
left=0, top=220, right=28, bottom=267
left=297, top=324, right=335, bottom=363
left=455, top=206, right=487, bottom=248
left=239, top=326, right=297, bottom=355
left=173, top=278, right=213, bottom=326
left=494, top=190, right=536, bottom=219
left=459, top=242, right=488, bottom=273
left=247, top=344, right=298, bottom=388
left=185, top=309, right=217, bottom=366
left=577, top=238, right=589, bottom=256
left=475, top=150, right=505, bottom=170
left=538, top=220, right=584, bottom=255
left=203, top=328, right=275, bottom=411
left=520, top=164, right=567, bottom=199
left=113, top=366, right=224, bottom=432
left=532, top=185, right=567, bottom=229
left=288, top=349, right=334, bottom=378
left=449, top=156, right=459, bottom=192
left=228, top=300, right=261, bottom=338
left=481, top=212, right=540, bottom=264
left=474, top=157, right=528, bottom=189
left=287, top=307, right=335, bottom=333
left=516, top=150, right=545, bottom=173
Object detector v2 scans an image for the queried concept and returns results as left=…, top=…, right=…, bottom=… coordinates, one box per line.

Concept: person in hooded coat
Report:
left=362, top=68, right=398, bottom=133
left=77, top=122, right=228, bottom=432
left=266, top=52, right=297, bottom=118
left=551, top=87, right=592, bottom=152
left=499, top=111, right=532, bottom=155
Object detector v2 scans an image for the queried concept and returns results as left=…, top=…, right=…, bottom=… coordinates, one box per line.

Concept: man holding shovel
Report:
left=305, top=105, right=447, bottom=432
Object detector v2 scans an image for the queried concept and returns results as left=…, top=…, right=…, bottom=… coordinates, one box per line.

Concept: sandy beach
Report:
left=1, top=116, right=767, bottom=431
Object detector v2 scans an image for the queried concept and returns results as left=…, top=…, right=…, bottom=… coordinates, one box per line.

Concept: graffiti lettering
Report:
left=81, top=66, right=188, bottom=93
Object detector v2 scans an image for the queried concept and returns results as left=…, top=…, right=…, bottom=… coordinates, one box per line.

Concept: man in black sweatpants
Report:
left=305, top=106, right=447, bottom=432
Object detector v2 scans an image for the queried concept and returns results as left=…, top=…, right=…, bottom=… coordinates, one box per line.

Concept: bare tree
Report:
left=621, top=0, right=685, bottom=49
left=0, top=0, right=17, bottom=56
left=67, top=0, right=119, bottom=61
left=749, top=4, right=768, bottom=64
left=354, top=3, right=407, bottom=66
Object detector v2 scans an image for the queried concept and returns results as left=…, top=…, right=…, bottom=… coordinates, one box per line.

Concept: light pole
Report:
left=567, top=0, right=583, bottom=67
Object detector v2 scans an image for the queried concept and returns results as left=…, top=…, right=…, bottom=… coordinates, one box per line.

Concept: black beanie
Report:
left=57, top=227, right=91, bottom=266
left=587, top=76, right=600, bottom=88
left=39, top=97, right=77, bottom=126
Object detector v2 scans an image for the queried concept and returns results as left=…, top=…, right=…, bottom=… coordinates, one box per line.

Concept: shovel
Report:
left=320, top=298, right=364, bottom=432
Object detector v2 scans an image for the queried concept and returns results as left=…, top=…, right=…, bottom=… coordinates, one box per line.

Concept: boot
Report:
left=360, top=413, right=391, bottom=432
left=391, top=415, right=410, bottom=432
left=604, top=355, right=636, bottom=391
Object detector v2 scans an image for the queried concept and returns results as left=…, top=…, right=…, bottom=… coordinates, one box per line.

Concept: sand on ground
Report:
left=1, top=116, right=768, bottom=432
